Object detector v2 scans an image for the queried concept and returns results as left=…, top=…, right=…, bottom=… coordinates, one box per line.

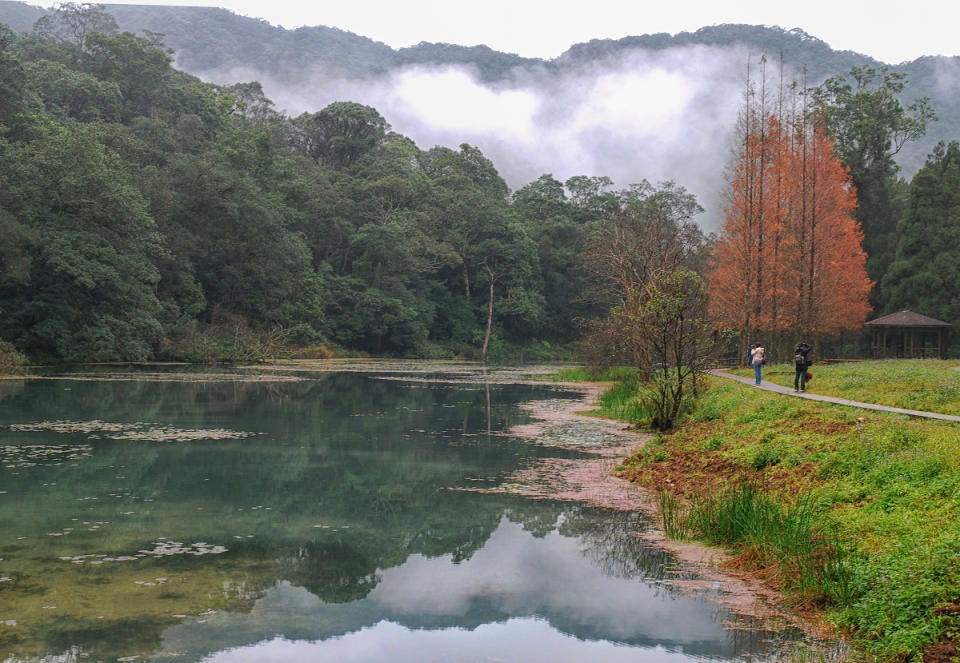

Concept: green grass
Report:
left=657, top=488, right=691, bottom=540
left=616, top=375, right=960, bottom=661
left=548, top=365, right=645, bottom=383
left=684, top=482, right=853, bottom=605
left=549, top=366, right=651, bottom=423
left=731, top=359, right=960, bottom=415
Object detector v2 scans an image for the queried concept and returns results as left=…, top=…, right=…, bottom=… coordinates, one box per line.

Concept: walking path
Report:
left=707, top=369, right=960, bottom=423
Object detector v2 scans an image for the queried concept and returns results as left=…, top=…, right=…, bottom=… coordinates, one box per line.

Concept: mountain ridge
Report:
left=2, top=1, right=957, bottom=177
left=0, top=2, right=938, bottom=71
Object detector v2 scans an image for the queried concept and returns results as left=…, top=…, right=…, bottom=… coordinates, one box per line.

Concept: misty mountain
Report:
left=3, top=1, right=959, bottom=228
left=0, top=2, right=541, bottom=80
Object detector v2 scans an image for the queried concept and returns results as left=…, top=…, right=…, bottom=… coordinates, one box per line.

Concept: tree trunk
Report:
left=481, top=266, right=495, bottom=365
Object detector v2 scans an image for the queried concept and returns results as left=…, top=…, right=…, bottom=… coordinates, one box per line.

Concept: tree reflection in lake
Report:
left=0, top=368, right=799, bottom=661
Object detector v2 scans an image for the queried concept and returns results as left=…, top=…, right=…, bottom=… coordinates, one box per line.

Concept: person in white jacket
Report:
left=750, top=343, right=765, bottom=385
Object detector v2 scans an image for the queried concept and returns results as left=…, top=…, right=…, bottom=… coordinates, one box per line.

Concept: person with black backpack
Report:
left=793, top=342, right=812, bottom=392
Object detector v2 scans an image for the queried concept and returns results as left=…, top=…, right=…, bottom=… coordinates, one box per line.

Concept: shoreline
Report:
left=494, top=380, right=847, bottom=650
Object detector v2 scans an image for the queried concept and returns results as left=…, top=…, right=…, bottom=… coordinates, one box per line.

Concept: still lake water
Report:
left=0, top=366, right=796, bottom=662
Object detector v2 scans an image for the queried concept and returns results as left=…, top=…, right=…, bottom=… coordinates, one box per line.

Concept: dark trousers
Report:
left=794, top=365, right=806, bottom=390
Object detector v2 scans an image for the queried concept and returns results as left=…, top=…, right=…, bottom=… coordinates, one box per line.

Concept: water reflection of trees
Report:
left=0, top=373, right=798, bottom=660
left=0, top=379, right=24, bottom=403
left=0, top=374, right=571, bottom=656
left=286, top=540, right=382, bottom=603
left=555, top=506, right=674, bottom=582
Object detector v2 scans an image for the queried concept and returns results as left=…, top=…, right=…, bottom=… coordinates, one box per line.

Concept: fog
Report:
left=192, top=44, right=761, bottom=230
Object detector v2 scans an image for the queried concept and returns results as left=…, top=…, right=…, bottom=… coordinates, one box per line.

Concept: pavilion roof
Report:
left=864, top=310, right=951, bottom=327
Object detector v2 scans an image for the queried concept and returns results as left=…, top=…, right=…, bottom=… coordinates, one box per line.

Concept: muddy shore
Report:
left=489, top=381, right=847, bottom=652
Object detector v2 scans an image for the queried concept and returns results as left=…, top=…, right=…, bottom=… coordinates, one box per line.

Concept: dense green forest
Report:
left=0, top=7, right=656, bottom=363
left=0, top=4, right=958, bottom=365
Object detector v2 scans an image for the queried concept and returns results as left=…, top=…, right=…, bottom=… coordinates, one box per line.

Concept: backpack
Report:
left=794, top=352, right=805, bottom=367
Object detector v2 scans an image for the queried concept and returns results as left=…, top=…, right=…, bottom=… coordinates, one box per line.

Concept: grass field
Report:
left=731, top=359, right=960, bottom=416
left=596, top=362, right=960, bottom=662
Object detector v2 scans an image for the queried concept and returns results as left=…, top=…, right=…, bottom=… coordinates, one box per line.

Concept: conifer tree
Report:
left=709, top=61, right=872, bottom=356
left=882, top=141, right=960, bottom=329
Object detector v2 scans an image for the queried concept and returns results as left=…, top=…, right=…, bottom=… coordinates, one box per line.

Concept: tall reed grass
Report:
left=662, top=482, right=852, bottom=605
left=657, top=488, right=690, bottom=540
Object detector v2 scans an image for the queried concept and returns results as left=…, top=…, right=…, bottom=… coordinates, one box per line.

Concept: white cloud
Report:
left=214, top=43, right=749, bottom=230
left=385, top=69, right=541, bottom=141
left=202, top=619, right=705, bottom=663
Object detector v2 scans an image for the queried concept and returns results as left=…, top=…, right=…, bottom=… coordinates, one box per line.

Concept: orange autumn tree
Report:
left=709, top=67, right=781, bottom=349
left=778, top=118, right=873, bottom=337
left=709, top=61, right=873, bottom=357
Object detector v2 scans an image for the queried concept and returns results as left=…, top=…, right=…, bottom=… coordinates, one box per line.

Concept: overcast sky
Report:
left=83, top=0, right=959, bottom=65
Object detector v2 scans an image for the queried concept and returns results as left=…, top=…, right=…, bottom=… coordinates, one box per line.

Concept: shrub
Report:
left=0, top=341, right=27, bottom=374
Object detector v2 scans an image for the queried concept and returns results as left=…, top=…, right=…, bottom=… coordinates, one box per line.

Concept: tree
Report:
left=226, top=81, right=281, bottom=128
left=419, top=144, right=544, bottom=357
left=295, top=102, right=389, bottom=169
left=336, top=174, right=448, bottom=354
left=780, top=121, right=873, bottom=338
left=511, top=174, right=592, bottom=341
left=564, top=175, right=619, bottom=222
left=23, top=58, right=122, bottom=121
left=882, top=141, right=960, bottom=330
left=164, top=152, right=318, bottom=328
left=474, top=220, right=543, bottom=364
left=511, top=174, right=567, bottom=219
left=421, top=144, right=509, bottom=302
left=0, top=25, right=26, bottom=125
left=0, top=123, right=164, bottom=361
left=812, top=66, right=934, bottom=308
left=580, top=181, right=707, bottom=369
left=710, top=63, right=873, bottom=357
left=632, top=269, right=721, bottom=430
left=708, top=57, right=783, bottom=358
left=582, top=181, right=705, bottom=307
left=85, top=31, right=173, bottom=120
left=33, top=2, right=118, bottom=68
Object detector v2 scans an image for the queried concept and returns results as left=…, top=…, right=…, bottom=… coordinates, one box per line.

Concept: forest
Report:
left=0, top=4, right=958, bottom=367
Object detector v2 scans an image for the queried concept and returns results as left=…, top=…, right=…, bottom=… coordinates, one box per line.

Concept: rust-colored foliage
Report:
left=709, top=67, right=873, bottom=344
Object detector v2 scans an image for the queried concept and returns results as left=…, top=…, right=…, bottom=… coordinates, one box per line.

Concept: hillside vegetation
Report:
left=0, top=4, right=958, bottom=368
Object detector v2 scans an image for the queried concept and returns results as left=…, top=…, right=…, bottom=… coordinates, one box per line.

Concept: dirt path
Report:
left=708, top=368, right=960, bottom=423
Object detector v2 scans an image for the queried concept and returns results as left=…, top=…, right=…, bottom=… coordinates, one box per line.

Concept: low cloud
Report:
left=194, top=44, right=760, bottom=230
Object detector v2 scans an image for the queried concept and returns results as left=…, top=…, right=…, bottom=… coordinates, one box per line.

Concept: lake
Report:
left=0, top=364, right=799, bottom=662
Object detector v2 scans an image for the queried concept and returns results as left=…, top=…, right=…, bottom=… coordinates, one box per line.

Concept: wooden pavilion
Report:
left=864, top=310, right=951, bottom=359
